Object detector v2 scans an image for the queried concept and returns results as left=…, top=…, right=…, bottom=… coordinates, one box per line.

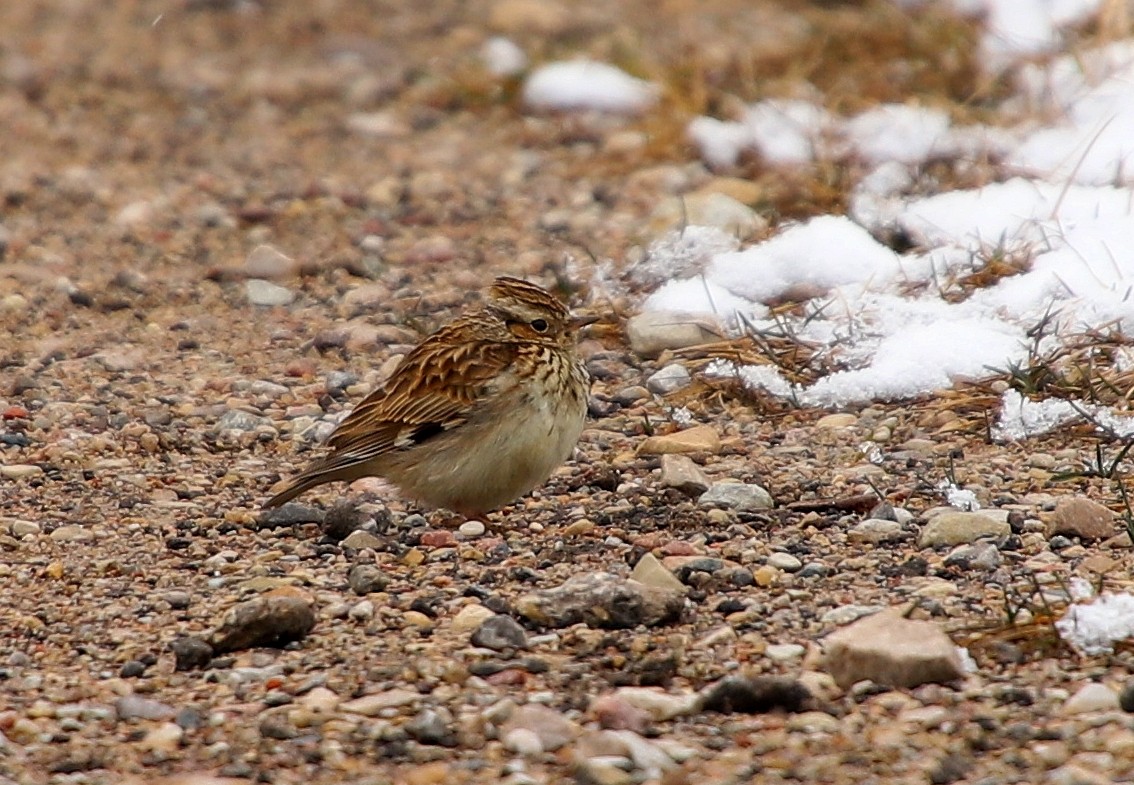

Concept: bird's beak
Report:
left=571, top=314, right=599, bottom=330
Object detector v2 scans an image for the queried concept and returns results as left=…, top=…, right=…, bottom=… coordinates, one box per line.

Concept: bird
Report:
left=263, top=276, right=594, bottom=516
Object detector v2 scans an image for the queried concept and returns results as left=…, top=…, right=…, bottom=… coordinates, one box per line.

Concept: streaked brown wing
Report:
left=325, top=331, right=518, bottom=460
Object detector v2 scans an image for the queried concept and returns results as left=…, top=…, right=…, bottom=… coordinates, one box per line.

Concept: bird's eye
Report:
left=530, top=318, right=549, bottom=333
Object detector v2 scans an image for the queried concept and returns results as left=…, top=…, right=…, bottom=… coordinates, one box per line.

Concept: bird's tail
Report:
left=262, top=459, right=363, bottom=508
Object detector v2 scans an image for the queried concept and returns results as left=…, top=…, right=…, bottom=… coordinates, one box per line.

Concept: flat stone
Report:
left=341, top=530, right=384, bottom=550
left=1048, top=497, right=1116, bottom=541
left=341, top=689, right=419, bottom=716
left=0, top=464, right=43, bottom=480
left=500, top=704, right=577, bottom=752
left=245, top=278, right=295, bottom=306
left=646, top=363, right=692, bottom=395
left=626, top=311, right=722, bottom=358
left=607, top=686, right=700, bottom=721
left=650, top=191, right=767, bottom=241
left=638, top=425, right=721, bottom=455
left=848, top=518, right=904, bottom=544
left=768, top=552, right=802, bottom=572
left=698, top=482, right=773, bottom=512
left=821, top=609, right=966, bottom=689
left=815, top=413, right=858, bottom=429
left=49, top=525, right=94, bottom=543
left=470, top=614, right=528, bottom=650
left=918, top=512, right=1010, bottom=548
left=658, top=454, right=710, bottom=495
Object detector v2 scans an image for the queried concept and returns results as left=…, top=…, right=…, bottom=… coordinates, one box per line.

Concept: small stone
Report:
left=260, top=714, right=298, bottom=740
left=214, top=409, right=271, bottom=433
left=589, top=694, right=652, bottom=733
left=658, top=454, right=710, bottom=495
left=765, top=643, right=806, bottom=662
left=49, top=524, right=94, bottom=543
left=402, top=610, right=434, bottom=629
left=699, top=482, right=773, bottom=512
left=245, top=278, right=295, bottom=306
left=848, top=518, right=904, bottom=544
left=918, top=512, right=1010, bottom=548
left=608, top=687, right=699, bottom=721
left=943, top=541, right=1001, bottom=570
left=170, top=636, right=214, bottom=671
left=452, top=603, right=497, bottom=633
left=1048, top=497, right=1116, bottom=541
left=341, top=530, right=384, bottom=550
left=459, top=520, right=486, bottom=537
left=626, top=311, right=722, bottom=357
left=209, top=595, right=316, bottom=653
left=348, top=564, right=388, bottom=595
left=815, top=413, right=857, bottom=429
left=321, top=501, right=375, bottom=541
left=502, top=727, right=545, bottom=756
left=501, top=704, right=577, bottom=752
left=514, top=572, right=684, bottom=629
left=629, top=553, right=686, bottom=594
left=768, top=552, right=802, bottom=572
left=119, top=660, right=147, bottom=678
left=349, top=600, right=375, bottom=621
left=1062, top=682, right=1120, bottom=714
left=0, top=464, right=43, bottom=480
left=821, top=609, right=965, bottom=689
left=407, top=709, right=457, bottom=747
left=140, top=722, right=183, bottom=753
left=646, top=363, right=692, bottom=395
left=341, top=689, right=419, bottom=716
left=116, top=695, right=177, bottom=721
left=650, top=191, right=767, bottom=240
left=701, top=675, right=811, bottom=714
left=638, top=425, right=721, bottom=455
left=471, top=614, right=528, bottom=650
left=1120, top=682, right=1134, bottom=712
left=244, top=244, right=298, bottom=279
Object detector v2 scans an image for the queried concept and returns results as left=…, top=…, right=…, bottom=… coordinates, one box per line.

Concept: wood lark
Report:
left=264, top=276, right=593, bottom=516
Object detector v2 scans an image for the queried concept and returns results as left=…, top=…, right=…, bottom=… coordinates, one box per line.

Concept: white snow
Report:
left=522, top=60, right=658, bottom=114
left=629, top=3, right=1134, bottom=433
left=1057, top=579, right=1134, bottom=655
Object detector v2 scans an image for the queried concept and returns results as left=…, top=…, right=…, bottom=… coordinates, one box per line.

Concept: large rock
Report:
left=514, top=572, right=685, bottom=629
left=209, top=595, right=316, bottom=654
left=698, top=482, right=774, bottom=512
left=821, top=609, right=966, bottom=689
left=1048, top=497, right=1116, bottom=541
left=658, top=454, right=711, bottom=495
left=918, top=512, right=1009, bottom=548
left=626, top=311, right=722, bottom=358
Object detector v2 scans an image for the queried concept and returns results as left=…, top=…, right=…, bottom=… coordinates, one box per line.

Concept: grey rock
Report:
left=471, top=614, right=528, bottom=650
left=209, top=596, right=316, bottom=653
left=115, top=695, right=176, bottom=721
left=214, top=409, right=271, bottom=433
left=699, top=482, right=773, bottom=512
left=244, top=244, right=298, bottom=279
left=944, top=541, right=1001, bottom=570
left=348, top=564, right=388, bottom=595
left=646, top=363, right=692, bottom=395
left=767, top=552, right=802, bottom=572
left=170, top=636, right=214, bottom=671
left=406, top=709, right=457, bottom=747
left=848, top=518, right=904, bottom=544
left=515, top=572, right=685, bottom=629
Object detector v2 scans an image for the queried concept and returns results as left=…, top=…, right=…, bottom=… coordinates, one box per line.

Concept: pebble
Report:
left=918, top=511, right=1010, bottom=548
left=0, top=464, right=43, bottom=480
left=1062, top=682, right=1120, bottom=714
left=815, top=413, right=857, bottom=429
left=646, top=363, right=692, bottom=395
left=514, top=571, right=685, bottom=629
left=140, top=721, right=184, bottom=753
left=821, top=609, right=965, bottom=689
left=458, top=520, right=486, bottom=537
left=340, top=689, right=419, bottom=716
left=348, top=564, right=388, bottom=595
left=214, top=409, right=272, bottom=433
left=848, top=518, right=904, bottom=544
left=115, top=694, right=176, bottom=721
left=650, top=191, right=767, bottom=240
left=1048, top=497, right=1116, bottom=541
left=49, top=525, right=94, bottom=543
left=698, top=482, right=773, bottom=512
left=341, top=530, right=384, bottom=550
left=452, top=603, right=497, bottom=633
left=765, top=643, right=807, bottom=662
left=407, top=708, right=457, bottom=747
left=658, top=454, right=710, bottom=495
left=637, top=425, right=721, bottom=455
left=501, top=704, right=577, bottom=752
left=607, top=687, right=699, bottom=721
left=208, top=595, right=316, bottom=654
left=943, top=541, right=1001, bottom=570
left=471, top=614, right=528, bottom=650
left=767, top=552, right=802, bottom=572
left=245, top=278, right=296, bottom=306
left=170, top=636, right=214, bottom=671
left=244, top=244, right=298, bottom=279
left=348, top=600, right=375, bottom=621
left=502, top=727, right=545, bottom=756
left=626, top=311, right=721, bottom=357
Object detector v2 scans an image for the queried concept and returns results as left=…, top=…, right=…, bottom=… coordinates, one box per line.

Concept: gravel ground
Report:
left=3, top=2, right=1134, bottom=784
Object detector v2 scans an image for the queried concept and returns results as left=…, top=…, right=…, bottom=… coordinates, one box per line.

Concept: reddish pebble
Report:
left=265, top=676, right=284, bottom=690
left=660, top=541, right=699, bottom=556
left=420, top=530, right=457, bottom=548
left=284, top=359, right=317, bottom=378
left=631, top=533, right=666, bottom=550
left=485, top=668, right=527, bottom=686
left=2, top=405, right=29, bottom=420
left=590, top=694, right=651, bottom=733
